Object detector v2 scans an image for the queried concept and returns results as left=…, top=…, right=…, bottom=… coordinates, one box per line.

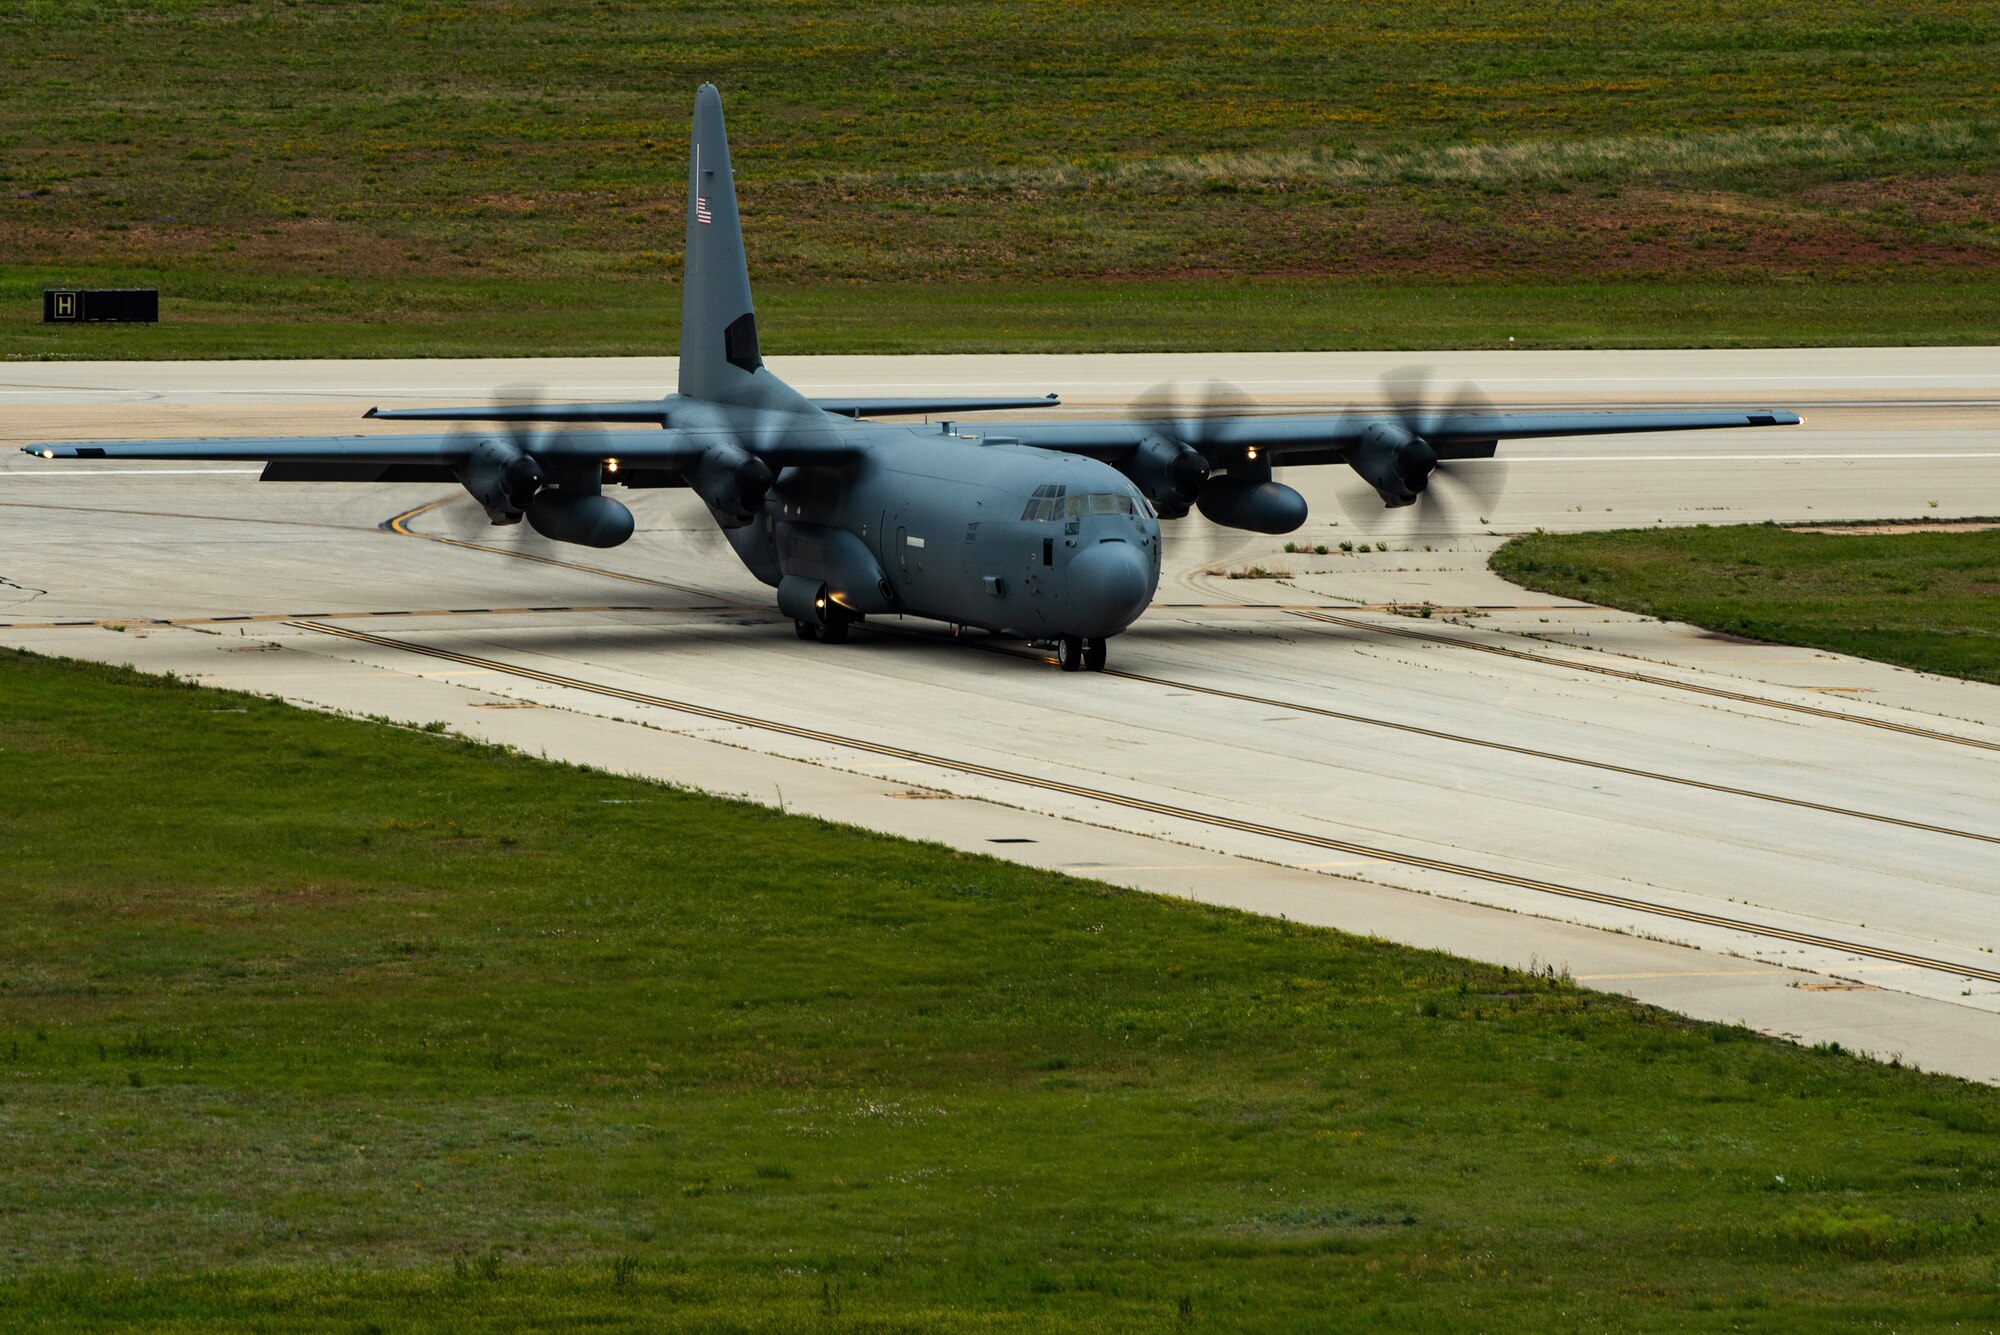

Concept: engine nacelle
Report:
left=692, top=442, right=775, bottom=527
left=1195, top=478, right=1308, bottom=534
left=1347, top=421, right=1437, bottom=508
left=458, top=436, right=544, bottom=524
left=1122, top=435, right=1210, bottom=519
left=525, top=492, right=635, bottom=548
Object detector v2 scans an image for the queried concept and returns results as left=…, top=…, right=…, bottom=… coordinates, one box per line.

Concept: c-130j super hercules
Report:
left=29, top=86, right=1801, bottom=672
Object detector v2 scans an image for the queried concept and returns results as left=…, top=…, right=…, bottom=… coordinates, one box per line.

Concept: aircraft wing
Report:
left=813, top=394, right=1060, bottom=418
left=21, top=426, right=866, bottom=473
left=364, top=402, right=672, bottom=424
left=960, top=407, right=1802, bottom=462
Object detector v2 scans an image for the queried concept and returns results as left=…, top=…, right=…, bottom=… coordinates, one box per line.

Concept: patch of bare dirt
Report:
left=1796, top=174, right=2000, bottom=226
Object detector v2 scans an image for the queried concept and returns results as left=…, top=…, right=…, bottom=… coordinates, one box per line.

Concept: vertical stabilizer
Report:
left=680, top=85, right=808, bottom=410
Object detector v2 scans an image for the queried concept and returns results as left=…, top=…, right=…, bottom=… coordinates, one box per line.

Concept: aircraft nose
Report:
left=1066, top=540, right=1155, bottom=635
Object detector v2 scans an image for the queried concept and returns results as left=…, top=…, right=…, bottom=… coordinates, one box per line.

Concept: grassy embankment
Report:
left=2, top=2, right=1997, bottom=356
left=1492, top=524, right=2000, bottom=685
left=4, top=647, right=2000, bottom=1330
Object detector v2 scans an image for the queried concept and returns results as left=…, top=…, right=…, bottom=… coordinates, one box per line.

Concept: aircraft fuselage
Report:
left=719, top=414, right=1161, bottom=641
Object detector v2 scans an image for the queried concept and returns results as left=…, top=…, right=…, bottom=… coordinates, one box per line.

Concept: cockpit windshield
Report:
left=1020, top=484, right=1148, bottom=521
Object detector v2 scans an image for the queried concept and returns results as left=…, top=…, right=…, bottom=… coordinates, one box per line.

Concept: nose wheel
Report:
left=1056, top=635, right=1109, bottom=672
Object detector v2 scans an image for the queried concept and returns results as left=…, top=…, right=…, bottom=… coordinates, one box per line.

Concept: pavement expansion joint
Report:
left=859, top=615, right=1998, bottom=846
left=286, top=616, right=2000, bottom=990
left=1288, top=609, right=2000, bottom=752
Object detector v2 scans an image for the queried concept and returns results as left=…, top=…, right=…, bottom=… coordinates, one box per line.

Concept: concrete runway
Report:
left=4, top=349, right=1997, bottom=1080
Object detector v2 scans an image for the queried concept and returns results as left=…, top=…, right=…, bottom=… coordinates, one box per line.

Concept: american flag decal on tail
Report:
left=696, top=196, right=712, bottom=225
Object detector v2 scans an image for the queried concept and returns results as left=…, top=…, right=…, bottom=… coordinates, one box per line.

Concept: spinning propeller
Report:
left=468, top=384, right=776, bottom=552
left=1337, top=366, right=1508, bottom=532
left=1128, top=378, right=1239, bottom=518
left=446, top=386, right=633, bottom=547
left=1129, top=379, right=1294, bottom=568
left=1125, top=379, right=1218, bottom=568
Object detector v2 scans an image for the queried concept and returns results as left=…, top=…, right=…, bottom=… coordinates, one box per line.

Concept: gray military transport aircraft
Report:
left=26, top=85, right=1801, bottom=672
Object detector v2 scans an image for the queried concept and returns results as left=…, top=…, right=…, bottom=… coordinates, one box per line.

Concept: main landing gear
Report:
left=1056, top=635, right=1109, bottom=673
left=795, top=606, right=852, bottom=644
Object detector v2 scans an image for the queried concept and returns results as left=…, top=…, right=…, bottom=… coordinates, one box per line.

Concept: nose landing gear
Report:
left=1056, top=635, right=1109, bottom=672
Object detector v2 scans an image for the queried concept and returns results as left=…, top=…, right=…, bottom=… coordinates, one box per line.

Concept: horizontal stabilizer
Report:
left=365, top=402, right=669, bottom=424
left=363, top=394, right=1062, bottom=424
left=813, top=394, right=1061, bottom=418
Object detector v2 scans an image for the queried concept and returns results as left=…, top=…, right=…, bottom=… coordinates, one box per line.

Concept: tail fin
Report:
left=680, top=84, right=806, bottom=410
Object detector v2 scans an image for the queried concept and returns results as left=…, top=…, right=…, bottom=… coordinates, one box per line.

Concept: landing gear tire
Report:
left=797, top=608, right=853, bottom=644
left=1082, top=638, right=1108, bottom=672
left=1056, top=635, right=1084, bottom=672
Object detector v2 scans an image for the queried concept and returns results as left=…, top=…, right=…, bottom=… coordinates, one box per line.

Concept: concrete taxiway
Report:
left=3, top=348, right=1997, bottom=1080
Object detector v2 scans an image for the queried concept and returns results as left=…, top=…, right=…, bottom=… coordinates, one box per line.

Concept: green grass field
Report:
left=5, top=647, right=2000, bottom=1331
left=7, top=270, right=1996, bottom=360
left=3, top=2, right=1997, bottom=356
left=1491, top=523, right=2000, bottom=685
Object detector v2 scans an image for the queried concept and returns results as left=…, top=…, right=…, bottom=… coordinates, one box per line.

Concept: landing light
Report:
left=40, top=449, right=53, bottom=459
left=606, top=458, right=620, bottom=473
left=815, top=596, right=826, bottom=609
left=1246, top=446, right=1259, bottom=460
